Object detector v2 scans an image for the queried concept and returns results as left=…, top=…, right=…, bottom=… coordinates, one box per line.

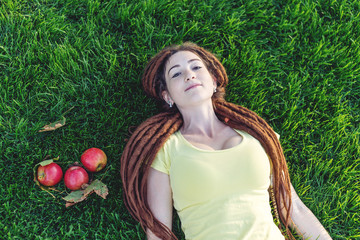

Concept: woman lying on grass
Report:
left=120, top=42, right=332, bottom=240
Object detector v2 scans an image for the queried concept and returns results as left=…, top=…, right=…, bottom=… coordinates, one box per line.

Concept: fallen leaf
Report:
left=63, top=179, right=109, bottom=207
left=39, top=117, right=66, bottom=132
left=39, top=159, right=54, bottom=166
left=64, top=190, right=84, bottom=202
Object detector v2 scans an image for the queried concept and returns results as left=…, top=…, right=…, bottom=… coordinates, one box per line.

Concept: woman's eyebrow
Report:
left=168, top=58, right=201, bottom=75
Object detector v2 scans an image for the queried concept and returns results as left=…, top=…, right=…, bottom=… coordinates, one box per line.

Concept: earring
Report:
left=168, top=101, right=173, bottom=108
left=214, top=87, right=217, bottom=93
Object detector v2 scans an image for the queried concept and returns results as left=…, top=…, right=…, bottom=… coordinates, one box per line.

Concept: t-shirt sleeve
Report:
left=275, top=132, right=280, bottom=140
left=151, top=143, right=171, bottom=175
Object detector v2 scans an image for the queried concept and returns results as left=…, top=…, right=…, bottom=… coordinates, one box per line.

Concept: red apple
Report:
left=37, top=162, right=63, bottom=186
left=80, top=148, right=107, bottom=172
left=64, top=166, right=89, bottom=190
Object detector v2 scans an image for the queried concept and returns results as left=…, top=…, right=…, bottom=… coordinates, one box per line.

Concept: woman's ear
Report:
left=162, top=90, right=173, bottom=105
left=213, top=78, right=217, bottom=88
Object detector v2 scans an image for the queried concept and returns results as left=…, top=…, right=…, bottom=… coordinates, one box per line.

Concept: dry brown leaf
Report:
left=63, top=179, right=109, bottom=207
left=39, top=117, right=66, bottom=132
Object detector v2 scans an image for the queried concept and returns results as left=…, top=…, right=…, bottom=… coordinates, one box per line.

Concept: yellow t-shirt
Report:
left=151, top=129, right=285, bottom=240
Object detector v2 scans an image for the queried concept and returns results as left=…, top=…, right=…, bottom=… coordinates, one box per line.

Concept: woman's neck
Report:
left=178, top=101, right=224, bottom=137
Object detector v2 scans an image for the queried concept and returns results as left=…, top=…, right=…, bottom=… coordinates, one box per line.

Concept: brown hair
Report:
left=121, top=42, right=295, bottom=239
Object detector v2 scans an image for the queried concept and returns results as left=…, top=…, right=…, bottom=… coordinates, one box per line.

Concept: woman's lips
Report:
left=185, top=84, right=201, bottom=91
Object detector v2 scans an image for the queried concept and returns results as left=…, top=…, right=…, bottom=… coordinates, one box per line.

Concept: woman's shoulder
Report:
left=161, top=130, right=183, bottom=150
left=233, top=128, right=280, bottom=140
left=151, top=131, right=182, bottom=174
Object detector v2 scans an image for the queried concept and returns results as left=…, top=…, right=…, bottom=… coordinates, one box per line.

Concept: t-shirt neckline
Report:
left=176, top=129, right=246, bottom=153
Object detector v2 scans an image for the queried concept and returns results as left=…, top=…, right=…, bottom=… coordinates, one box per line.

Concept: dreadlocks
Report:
left=120, top=42, right=295, bottom=240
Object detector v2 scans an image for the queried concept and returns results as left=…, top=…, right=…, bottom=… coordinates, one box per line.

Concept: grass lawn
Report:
left=1, top=0, right=359, bottom=239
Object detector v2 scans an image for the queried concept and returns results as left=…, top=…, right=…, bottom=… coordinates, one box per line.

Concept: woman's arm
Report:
left=284, top=184, right=332, bottom=240
left=146, top=168, right=173, bottom=240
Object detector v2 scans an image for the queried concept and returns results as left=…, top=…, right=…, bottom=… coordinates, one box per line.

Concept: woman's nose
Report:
left=185, top=71, right=196, bottom=81
left=186, top=76, right=195, bottom=81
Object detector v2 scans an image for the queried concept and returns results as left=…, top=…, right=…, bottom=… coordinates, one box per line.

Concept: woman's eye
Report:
left=193, top=66, right=202, bottom=70
left=172, top=72, right=181, bottom=78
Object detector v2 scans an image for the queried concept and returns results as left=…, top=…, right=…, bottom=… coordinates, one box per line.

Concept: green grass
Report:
left=0, top=0, right=359, bottom=239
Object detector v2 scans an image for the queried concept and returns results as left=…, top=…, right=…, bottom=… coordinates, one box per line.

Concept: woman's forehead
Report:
left=170, top=51, right=199, bottom=60
left=165, top=51, right=202, bottom=69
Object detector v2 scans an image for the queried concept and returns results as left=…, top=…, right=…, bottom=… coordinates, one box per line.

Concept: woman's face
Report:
left=162, top=51, right=216, bottom=109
